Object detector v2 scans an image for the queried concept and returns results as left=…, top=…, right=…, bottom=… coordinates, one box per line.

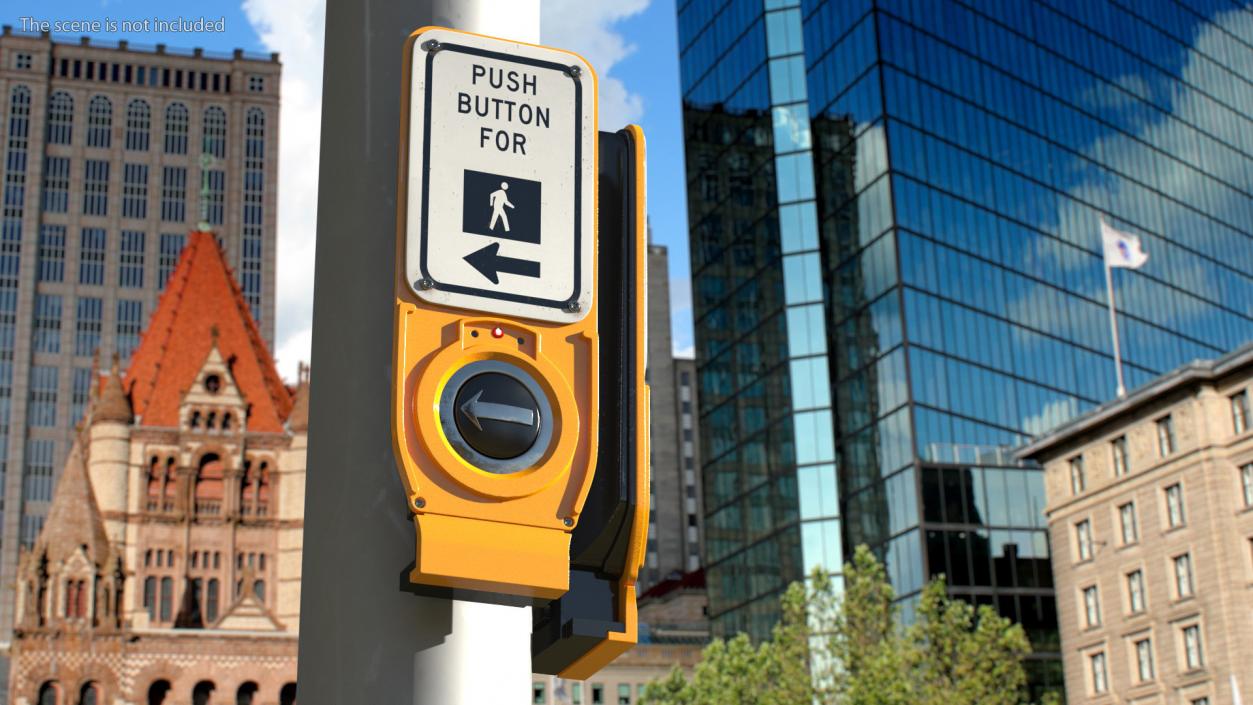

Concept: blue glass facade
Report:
left=680, top=0, right=1253, bottom=694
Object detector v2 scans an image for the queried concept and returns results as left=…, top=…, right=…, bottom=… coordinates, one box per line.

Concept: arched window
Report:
left=146, top=456, right=162, bottom=511
left=221, top=412, right=232, bottom=430
left=253, top=580, right=265, bottom=604
left=125, top=99, right=150, bottom=151
left=38, top=681, right=60, bottom=705
left=240, top=460, right=271, bottom=516
left=195, top=453, right=224, bottom=515
left=147, top=680, right=171, bottom=705
left=235, top=682, right=258, bottom=705
left=79, top=681, right=100, bottom=705
left=190, top=410, right=201, bottom=428
left=203, top=106, right=226, bottom=158
left=206, top=578, right=220, bottom=623
left=192, top=681, right=215, bottom=705
left=164, top=103, right=188, bottom=154
left=279, top=683, right=296, bottom=705
left=159, top=577, right=173, bottom=622
left=206, top=411, right=217, bottom=430
left=86, top=96, right=111, bottom=148
left=47, top=91, right=73, bottom=144
left=143, top=576, right=156, bottom=619
left=64, top=579, right=86, bottom=618
left=163, top=457, right=177, bottom=512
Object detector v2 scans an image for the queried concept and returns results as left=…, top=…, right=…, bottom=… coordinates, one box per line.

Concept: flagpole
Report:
left=1104, top=253, right=1127, bottom=398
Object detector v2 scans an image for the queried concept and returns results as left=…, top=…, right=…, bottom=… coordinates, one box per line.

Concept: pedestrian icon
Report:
left=489, top=182, right=514, bottom=232
left=463, top=169, right=541, bottom=244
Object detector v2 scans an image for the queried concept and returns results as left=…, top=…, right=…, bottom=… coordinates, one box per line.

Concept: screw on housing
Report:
left=417, top=278, right=435, bottom=290
left=422, top=39, right=441, bottom=53
left=566, top=65, right=582, bottom=80
left=563, top=299, right=581, bottom=313
left=414, top=497, right=426, bottom=509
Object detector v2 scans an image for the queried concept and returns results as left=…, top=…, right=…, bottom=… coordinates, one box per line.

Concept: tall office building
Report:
left=643, top=243, right=704, bottom=593
left=0, top=28, right=280, bottom=650
left=678, top=0, right=1253, bottom=693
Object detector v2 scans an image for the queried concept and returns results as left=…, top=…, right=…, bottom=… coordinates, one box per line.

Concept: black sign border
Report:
left=418, top=42, right=583, bottom=310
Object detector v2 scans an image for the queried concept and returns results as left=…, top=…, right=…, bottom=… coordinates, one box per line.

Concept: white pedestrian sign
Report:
left=490, top=182, right=514, bottom=232
left=403, top=28, right=596, bottom=323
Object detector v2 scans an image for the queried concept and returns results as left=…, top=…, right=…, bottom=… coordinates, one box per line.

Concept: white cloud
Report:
left=541, top=0, right=650, bottom=130
left=242, top=0, right=325, bottom=383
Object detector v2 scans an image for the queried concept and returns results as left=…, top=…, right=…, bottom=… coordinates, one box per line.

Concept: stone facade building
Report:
left=642, top=243, right=703, bottom=593
left=1019, top=344, right=1253, bottom=705
left=7, top=231, right=304, bottom=705
left=0, top=28, right=282, bottom=653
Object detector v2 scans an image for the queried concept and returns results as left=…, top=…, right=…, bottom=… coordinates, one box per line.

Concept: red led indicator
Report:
left=491, top=327, right=505, bottom=339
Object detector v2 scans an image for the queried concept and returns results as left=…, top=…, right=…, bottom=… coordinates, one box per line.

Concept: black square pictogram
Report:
left=462, top=169, right=542, bottom=244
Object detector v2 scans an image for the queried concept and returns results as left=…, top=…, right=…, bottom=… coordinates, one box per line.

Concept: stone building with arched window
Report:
left=7, top=232, right=304, bottom=705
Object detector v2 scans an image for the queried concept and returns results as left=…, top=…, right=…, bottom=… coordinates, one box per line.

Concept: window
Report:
left=161, top=166, right=186, bottom=222
left=143, top=576, right=157, bottom=619
left=120, top=231, right=145, bottom=288
left=1135, top=638, right=1155, bottom=681
left=23, top=439, right=55, bottom=500
left=206, top=579, right=220, bottom=623
left=1075, top=519, right=1093, bottom=561
left=1243, top=464, right=1253, bottom=508
left=125, top=99, right=150, bottom=151
left=122, top=163, right=148, bottom=218
left=248, top=75, right=265, bottom=92
left=1069, top=455, right=1085, bottom=494
left=28, top=366, right=58, bottom=427
left=37, top=226, right=65, bottom=282
left=1193, top=698, right=1211, bottom=705
left=591, top=684, right=604, bottom=705
left=159, top=577, right=173, bottom=621
left=572, top=683, right=582, bottom=705
left=15, top=53, right=31, bottom=70
left=254, top=580, right=265, bottom=603
left=80, top=228, right=106, bottom=284
left=203, top=169, right=225, bottom=225
left=86, top=96, right=112, bottom=148
left=1183, top=625, right=1203, bottom=670
left=164, top=103, right=189, bottom=154
left=532, top=682, right=545, bottom=704
left=1165, top=484, right=1185, bottom=528
left=1111, top=435, right=1129, bottom=476
left=83, top=160, right=109, bottom=216
left=1082, top=586, right=1100, bottom=628
left=1090, top=652, right=1108, bottom=694
left=617, top=683, right=631, bottom=704
left=1233, top=391, right=1251, bottom=434
left=1174, top=553, right=1194, bottom=598
left=203, top=106, right=227, bottom=158
left=241, top=107, right=266, bottom=321
left=1127, top=569, right=1146, bottom=613
left=47, top=91, right=73, bottom=144
left=41, top=156, right=70, bottom=212
left=32, top=294, right=61, bottom=354
left=1156, top=415, right=1176, bottom=456
left=75, top=297, right=103, bottom=356
left=1119, top=502, right=1138, bottom=544
left=71, top=367, right=92, bottom=422
left=159, top=233, right=185, bottom=289
left=117, top=300, right=143, bottom=361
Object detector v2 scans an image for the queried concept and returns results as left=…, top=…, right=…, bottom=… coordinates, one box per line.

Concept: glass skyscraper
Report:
left=679, top=0, right=1253, bottom=694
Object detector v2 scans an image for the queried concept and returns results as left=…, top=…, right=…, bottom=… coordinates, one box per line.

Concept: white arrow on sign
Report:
left=403, top=27, right=596, bottom=323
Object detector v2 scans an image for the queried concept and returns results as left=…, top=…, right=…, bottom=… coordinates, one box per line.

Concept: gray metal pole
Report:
left=298, top=1, right=540, bottom=703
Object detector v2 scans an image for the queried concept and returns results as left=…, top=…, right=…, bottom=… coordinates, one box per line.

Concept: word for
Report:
left=18, top=16, right=227, bottom=33
left=457, top=63, right=551, bottom=155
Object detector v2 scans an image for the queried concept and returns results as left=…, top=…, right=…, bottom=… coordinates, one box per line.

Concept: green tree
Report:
left=640, top=545, right=1054, bottom=705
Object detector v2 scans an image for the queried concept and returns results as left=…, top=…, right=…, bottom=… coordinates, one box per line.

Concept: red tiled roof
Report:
left=124, top=231, right=291, bottom=432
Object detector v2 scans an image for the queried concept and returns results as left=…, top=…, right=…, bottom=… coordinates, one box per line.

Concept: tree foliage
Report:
left=640, top=545, right=1054, bottom=705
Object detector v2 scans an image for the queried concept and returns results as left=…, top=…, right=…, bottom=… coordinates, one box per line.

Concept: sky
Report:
left=26, top=0, right=694, bottom=381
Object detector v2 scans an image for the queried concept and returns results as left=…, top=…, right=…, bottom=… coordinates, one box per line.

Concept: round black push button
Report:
left=453, top=373, right=542, bottom=460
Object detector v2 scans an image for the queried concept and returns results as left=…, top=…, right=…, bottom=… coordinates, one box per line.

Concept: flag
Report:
left=1101, top=219, right=1149, bottom=269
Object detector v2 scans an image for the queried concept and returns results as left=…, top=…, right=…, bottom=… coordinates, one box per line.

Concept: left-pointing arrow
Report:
left=459, top=389, right=536, bottom=431
left=463, top=242, right=541, bottom=285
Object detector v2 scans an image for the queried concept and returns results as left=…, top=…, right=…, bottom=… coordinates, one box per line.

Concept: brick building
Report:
left=1019, top=344, right=1253, bottom=704
left=7, top=231, right=303, bottom=705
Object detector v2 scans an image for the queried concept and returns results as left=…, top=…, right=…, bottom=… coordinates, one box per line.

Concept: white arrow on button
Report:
left=459, top=389, right=536, bottom=431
